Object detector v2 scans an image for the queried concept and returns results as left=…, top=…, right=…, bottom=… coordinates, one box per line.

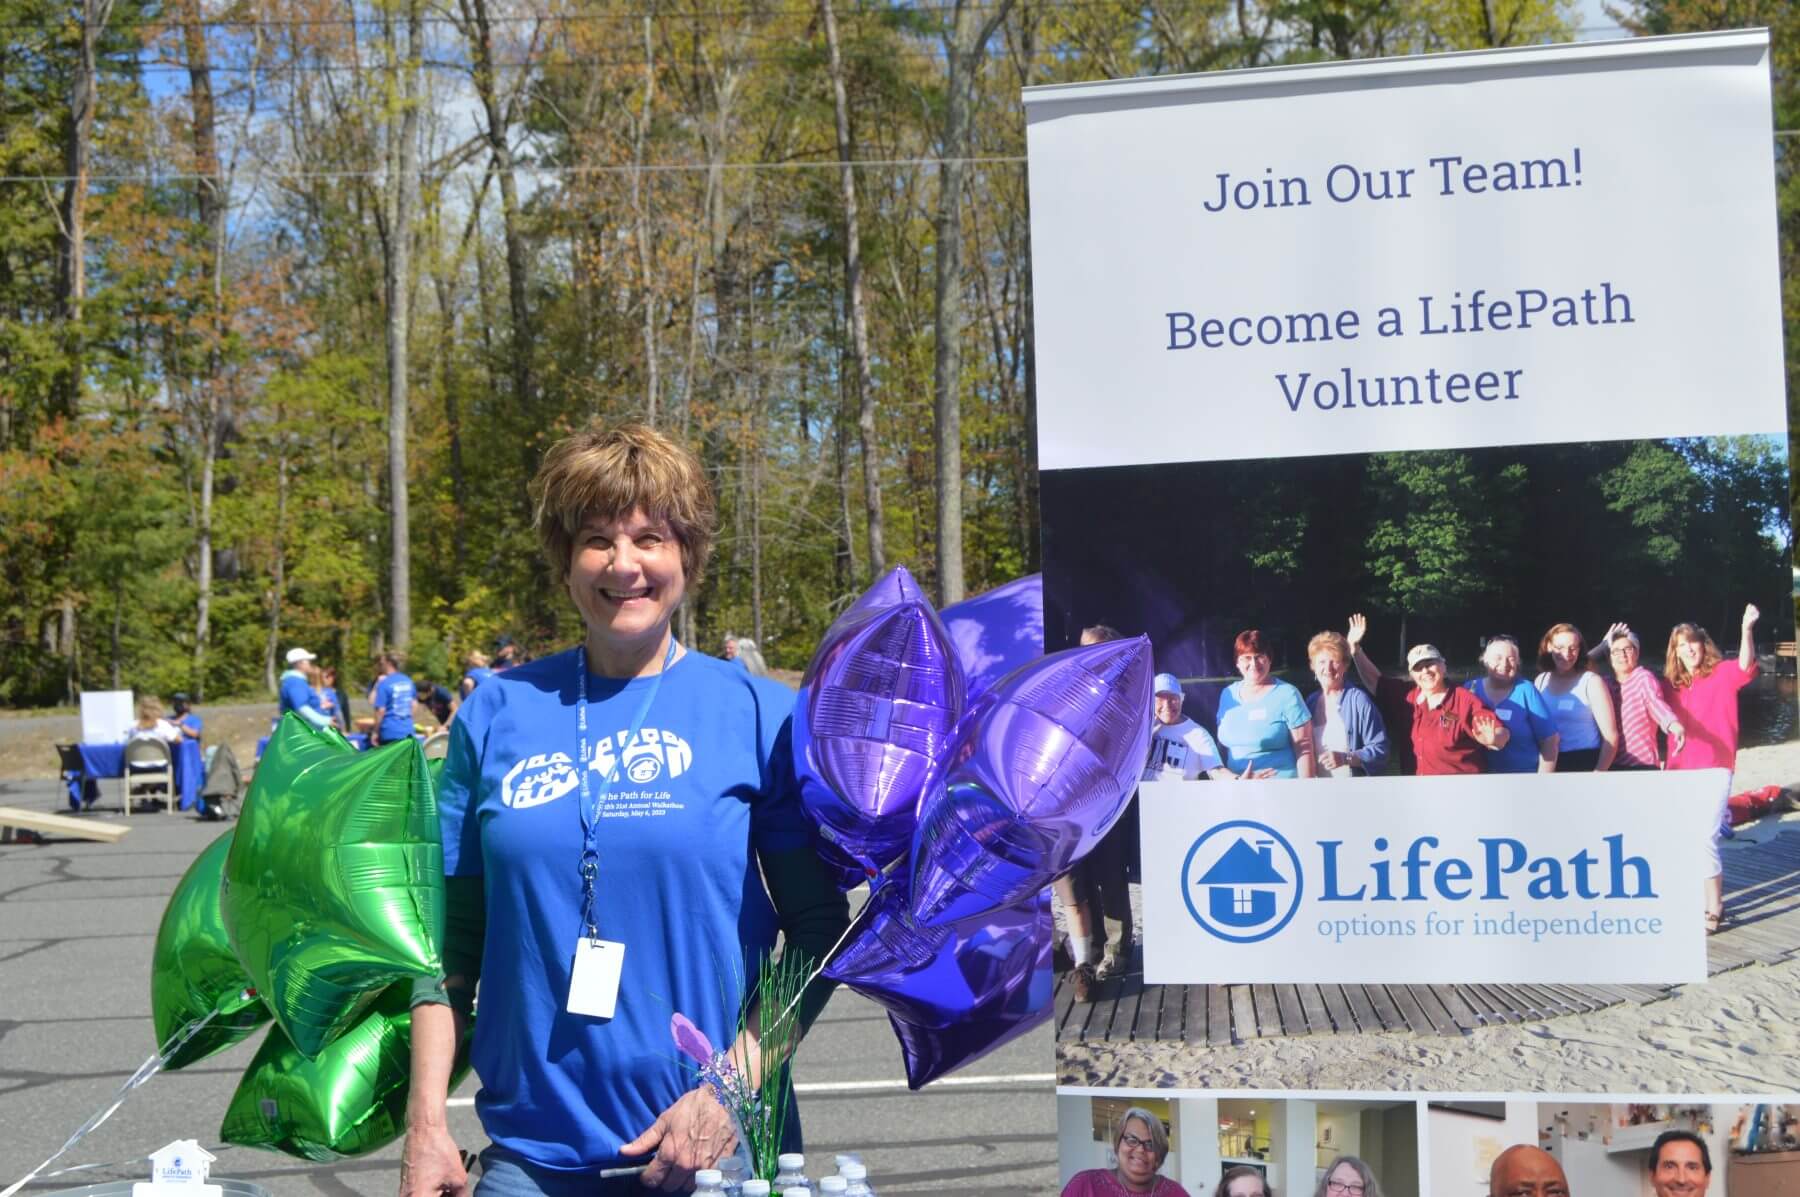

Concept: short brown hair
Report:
left=1234, top=629, right=1269, bottom=658
left=1306, top=631, right=1348, bottom=663
left=530, top=421, right=717, bottom=588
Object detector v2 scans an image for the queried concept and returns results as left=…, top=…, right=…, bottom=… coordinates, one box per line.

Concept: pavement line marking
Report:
left=443, top=1072, right=1053, bottom=1107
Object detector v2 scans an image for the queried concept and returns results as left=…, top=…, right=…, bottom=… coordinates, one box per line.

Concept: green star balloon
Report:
left=150, top=828, right=271, bottom=1070
left=222, top=714, right=444, bottom=1059
left=219, top=981, right=473, bottom=1160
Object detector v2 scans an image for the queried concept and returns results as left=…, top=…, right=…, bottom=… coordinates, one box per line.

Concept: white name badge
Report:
left=568, top=938, right=625, bottom=1019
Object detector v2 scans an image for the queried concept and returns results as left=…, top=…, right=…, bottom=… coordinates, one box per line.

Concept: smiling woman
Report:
left=401, top=421, right=849, bottom=1197
left=1062, top=1108, right=1191, bottom=1197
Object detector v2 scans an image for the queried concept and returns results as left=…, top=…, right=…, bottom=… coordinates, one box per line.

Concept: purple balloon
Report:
left=823, top=870, right=1036, bottom=1022
left=940, top=573, right=1044, bottom=702
left=907, top=636, right=1153, bottom=928
left=823, top=876, right=1051, bottom=1089
left=888, top=892, right=1052, bottom=1090
left=795, top=567, right=965, bottom=887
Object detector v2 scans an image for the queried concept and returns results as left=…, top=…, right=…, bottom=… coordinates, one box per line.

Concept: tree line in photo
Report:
left=1041, top=437, right=1791, bottom=689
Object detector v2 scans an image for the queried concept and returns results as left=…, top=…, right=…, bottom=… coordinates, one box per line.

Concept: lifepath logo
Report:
left=1180, top=820, right=1304, bottom=943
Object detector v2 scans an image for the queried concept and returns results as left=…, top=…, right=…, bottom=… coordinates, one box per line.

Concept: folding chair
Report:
left=123, top=738, right=174, bottom=816
left=55, top=743, right=91, bottom=810
left=422, top=732, right=451, bottom=762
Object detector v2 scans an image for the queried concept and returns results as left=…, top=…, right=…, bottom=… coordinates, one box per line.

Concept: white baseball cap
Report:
left=1153, top=672, right=1184, bottom=696
left=285, top=647, right=317, bottom=665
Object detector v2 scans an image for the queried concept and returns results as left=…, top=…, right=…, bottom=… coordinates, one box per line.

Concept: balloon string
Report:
left=772, top=862, right=894, bottom=1032
left=0, top=999, right=235, bottom=1197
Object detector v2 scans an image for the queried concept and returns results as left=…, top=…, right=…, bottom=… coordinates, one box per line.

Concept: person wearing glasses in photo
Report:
left=1664, top=603, right=1761, bottom=934
left=1062, top=1107, right=1191, bottom=1196
left=1347, top=615, right=1509, bottom=775
left=1647, top=1130, right=1710, bottom=1197
left=1533, top=622, right=1619, bottom=772
left=1587, top=623, right=1684, bottom=772
left=1314, top=1156, right=1382, bottom=1197
left=1465, top=635, right=1558, bottom=774
left=1305, top=631, right=1388, bottom=778
left=1487, top=1145, right=1571, bottom=1197
left=1213, top=1165, right=1272, bottom=1197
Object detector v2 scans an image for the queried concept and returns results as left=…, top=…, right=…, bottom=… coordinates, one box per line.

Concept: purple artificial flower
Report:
left=670, top=1013, right=715, bottom=1067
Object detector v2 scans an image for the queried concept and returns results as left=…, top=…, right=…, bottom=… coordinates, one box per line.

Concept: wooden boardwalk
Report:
left=1055, top=829, right=1800, bottom=1044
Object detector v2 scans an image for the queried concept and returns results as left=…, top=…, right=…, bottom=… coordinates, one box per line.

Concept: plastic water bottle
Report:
left=833, top=1154, right=863, bottom=1174
left=720, top=1155, right=748, bottom=1196
left=695, top=1170, right=726, bottom=1196
left=841, top=1161, right=875, bottom=1197
left=783, top=1191, right=812, bottom=1197
left=741, top=1182, right=771, bottom=1197
left=818, top=1178, right=848, bottom=1195
left=774, top=1153, right=810, bottom=1194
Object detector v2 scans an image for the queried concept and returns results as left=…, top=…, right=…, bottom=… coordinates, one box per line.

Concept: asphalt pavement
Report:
left=0, top=779, right=1058, bottom=1195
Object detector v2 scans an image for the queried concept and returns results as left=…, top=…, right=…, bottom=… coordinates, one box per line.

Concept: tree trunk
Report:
left=632, top=12, right=659, bottom=423
left=110, top=577, right=123, bottom=689
left=820, top=0, right=885, bottom=580
left=180, top=0, right=223, bottom=701
left=384, top=0, right=421, bottom=651
left=60, top=598, right=78, bottom=703
left=932, top=0, right=1014, bottom=605
left=264, top=425, right=288, bottom=695
left=53, top=0, right=115, bottom=419
left=461, top=0, right=534, bottom=422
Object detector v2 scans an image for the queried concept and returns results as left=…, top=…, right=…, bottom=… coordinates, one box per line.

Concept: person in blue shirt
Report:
left=369, top=653, right=420, bottom=746
left=170, top=693, right=204, bottom=743
left=403, top=422, right=848, bottom=1197
left=317, top=665, right=352, bottom=733
left=1214, top=629, right=1316, bottom=778
left=278, top=648, right=333, bottom=731
left=1466, top=635, right=1559, bottom=773
left=460, top=651, right=496, bottom=701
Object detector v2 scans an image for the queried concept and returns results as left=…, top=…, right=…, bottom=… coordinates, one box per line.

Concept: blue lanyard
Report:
left=576, top=636, right=677, bottom=941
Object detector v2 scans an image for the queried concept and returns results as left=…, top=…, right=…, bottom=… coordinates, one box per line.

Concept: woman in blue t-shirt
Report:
left=403, top=423, right=849, bottom=1197
left=1214, top=629, right=1316, bottom=779
left=1465, top=635, right=1559, bottom=773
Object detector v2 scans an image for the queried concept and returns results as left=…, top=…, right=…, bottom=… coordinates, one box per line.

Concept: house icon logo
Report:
left=1180, top=820, right=1304, bottom=943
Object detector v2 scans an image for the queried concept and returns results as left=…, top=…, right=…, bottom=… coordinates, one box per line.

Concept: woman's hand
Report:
left=398, top=1123, right=467, bottom=1197
left=1665, top=721, right=1685, bottom=751
left=622, top=1088, right=738, bottom=1191
left=1471, top=711, right=1509, bottom=750
left=1743, top=603, right=1760, bottom=630
left=1346, top=613, right=1368, bottom=651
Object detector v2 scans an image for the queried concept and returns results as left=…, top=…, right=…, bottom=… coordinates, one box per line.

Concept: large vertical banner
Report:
left=1029, top=32, right=1800, bottom=1110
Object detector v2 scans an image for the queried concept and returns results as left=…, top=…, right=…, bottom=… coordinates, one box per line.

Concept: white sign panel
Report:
left=1024, top=32, right=1786, bottom=470
left=80, top=689, right=135, bottom=745
left=1140, top=772, right=1714, bottom=984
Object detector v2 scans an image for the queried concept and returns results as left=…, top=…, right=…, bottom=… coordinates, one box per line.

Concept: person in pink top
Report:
left=1590, top=624, right=1685, bottom=771
left=1664, top=603, right=1760, bottom=932
left=1062, top=1107, right=1191, bottom=1197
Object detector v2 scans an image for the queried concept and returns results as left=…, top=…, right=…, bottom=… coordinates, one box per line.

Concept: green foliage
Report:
left=0, top=0, right=1784, bottom=710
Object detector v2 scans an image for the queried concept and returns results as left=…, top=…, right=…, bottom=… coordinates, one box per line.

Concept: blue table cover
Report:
left=66, top=740, right=203, bottom=811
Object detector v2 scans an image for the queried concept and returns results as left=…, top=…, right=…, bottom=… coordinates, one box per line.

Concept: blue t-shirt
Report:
left=463, top=666, right=496, bottom=693
left=1467, top=677, right=1556, bottom=774
left=178, top=712, right=203, bottom=737
left=1214, top=680, right=1310, bottom=777
left=278, top=670, right=319, bottom=717
left=438, top=648, right=810, bottom=1171
left=374, top=673, right=417, bottom=742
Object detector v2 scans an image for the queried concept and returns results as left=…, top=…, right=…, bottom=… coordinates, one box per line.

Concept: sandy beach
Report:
left=1058, top=738, right=1800, bottom=1094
